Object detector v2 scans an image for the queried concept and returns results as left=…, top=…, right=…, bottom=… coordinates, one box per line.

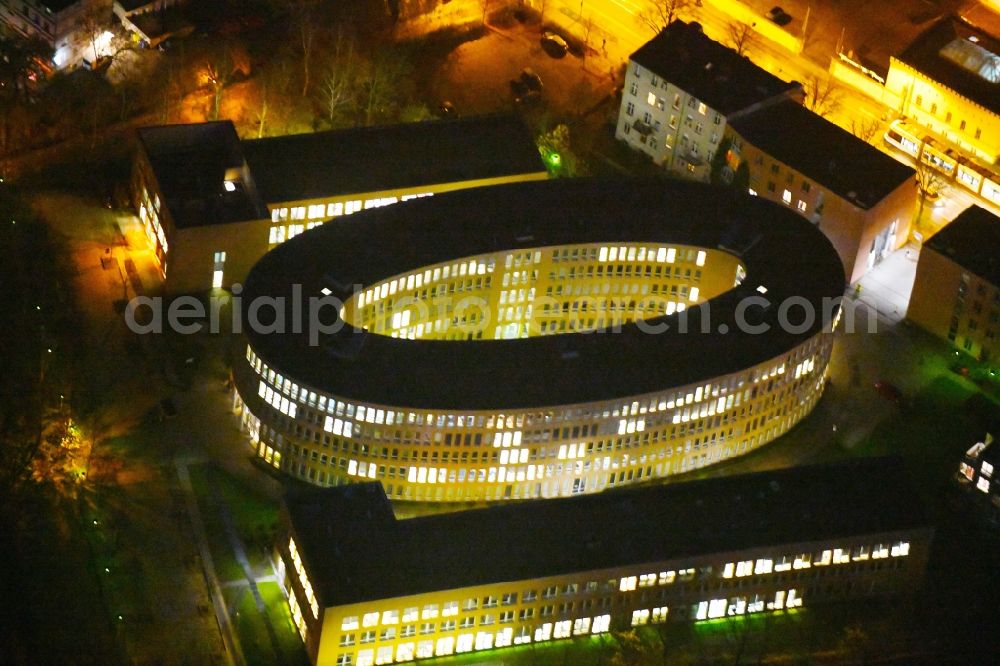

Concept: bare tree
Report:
left=254, top=58, right=294, bottom=138
left=727, top=21, right=757, bottom=56
left=804, top=74, right=843, bottom=118
left=203, top=44, right=236, bottom=121
left=850, top=118, right=881, bottom=143
left=318, top=30, right=360, bottom=125
left=581, top=14, right=596, bottom=65
left=638, top=0, right=696, bottom=34
left=74, top=1, right=113, bottom=67
left=914, top=144, right=948, bottom=229
left=537, top=0, right=550, bottom=25
left=291, top=0, right=322, bottom=97
left=359, top=50, right=409, bottom=126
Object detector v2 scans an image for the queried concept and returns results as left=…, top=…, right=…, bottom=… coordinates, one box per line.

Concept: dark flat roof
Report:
left=730, top=101, right=915, bottom=208
left=285, top=457, right=930, bottom=607
left=630, top=21, right=801, bottom=116
left=896, top=15, right=1000, bottom=114
left=241, top=115, right=545, bottom=204
left=41, top=0, right=77, bottom=12
left=137, top=121, right=267, bottom=229
left=242, top=179, right=845, bottom=410
left=925, top=205, right=1000, bottom=285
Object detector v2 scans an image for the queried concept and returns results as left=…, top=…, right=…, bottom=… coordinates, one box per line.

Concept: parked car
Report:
left=541, top=31, right=569, bottom=56
left=520, top=68, right=543, bottom=93
left=767, top=6, right=792, bottom=26
left=874, top=381, right=903, bottom=405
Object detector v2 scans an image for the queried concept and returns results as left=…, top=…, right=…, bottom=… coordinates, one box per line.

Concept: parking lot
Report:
left=425, top=21, right=616, bottom=121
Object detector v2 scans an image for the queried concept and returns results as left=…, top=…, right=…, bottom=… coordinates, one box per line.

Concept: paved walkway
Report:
left=209, top=477, right=286, bottom=664
left=854, top=241, right=921, bottom=328
left=175, top=458, right=243, bottom=666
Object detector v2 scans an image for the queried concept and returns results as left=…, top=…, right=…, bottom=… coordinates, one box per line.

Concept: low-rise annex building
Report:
left=907, top=205, right=1000, bottom=361
left=614, top=20, right=803, bottom=180
left=233, top=179, right=845, bottom=501
left=275, top=458, right=933, bottom=665
left=726, top=100, right=917, bottom=284
left=129, top=115, right=547, bottom=294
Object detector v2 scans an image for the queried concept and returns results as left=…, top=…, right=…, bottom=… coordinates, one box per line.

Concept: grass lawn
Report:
left=188, top=463, right=247, bottom=583
left=260, top=581, right=311, bottom=665
left=853, top=375, right=995, bottom=499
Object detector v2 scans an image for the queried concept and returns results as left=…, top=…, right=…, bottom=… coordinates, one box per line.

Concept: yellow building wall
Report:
left=886, top=59, right=1000, bottom=163
left=295, top=530, right=927, bottom=665
left=731, top=131, right=915, bottom=284
left=265, top=172, right=549, bottom=246
left=165, top=218, right=272, bottom=295
left=908, top=248, right=1000, bottom=360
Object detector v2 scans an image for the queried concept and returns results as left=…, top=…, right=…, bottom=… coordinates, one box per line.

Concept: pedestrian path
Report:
left=854, top=241, right=920, bottom=328
left=175, top=458, right=242, bottom=666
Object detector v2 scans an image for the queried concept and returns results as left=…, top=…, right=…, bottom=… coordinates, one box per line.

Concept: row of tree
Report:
left=0, top=188, right=81, bottom=494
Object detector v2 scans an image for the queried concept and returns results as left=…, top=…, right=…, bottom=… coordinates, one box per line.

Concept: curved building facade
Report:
left=233, top=180, right=845, bottom=502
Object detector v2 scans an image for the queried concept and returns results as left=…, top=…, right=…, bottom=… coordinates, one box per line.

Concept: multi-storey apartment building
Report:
left=130, top=116, right=547, bottom=294
left=885, top=15, right=1000, bottom=165
left=614, top=20, right=803, bottom=180
left=907, top=205, right=1000, bottom=361
left=275, top=458, right=933, bottom=665
left=234, top=179, right=845, bottom=500
left=0, top=0, right=120, bottom=68
left=727, top=100, right=916, bottom=284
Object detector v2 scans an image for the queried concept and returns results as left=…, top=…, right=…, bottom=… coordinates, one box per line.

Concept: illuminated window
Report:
left=554, top=620, right=572, bottom=638
left=631, top=609, right=649, bottom=626
left=435, top=637, right=454, bottom=656
left=375, top=645, right=393, bottom=664
left=212, top=251, right=226, bottom=289
left=782, top=189, right=792, bottom=204
left=396, top=642, right=414, bottom=661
